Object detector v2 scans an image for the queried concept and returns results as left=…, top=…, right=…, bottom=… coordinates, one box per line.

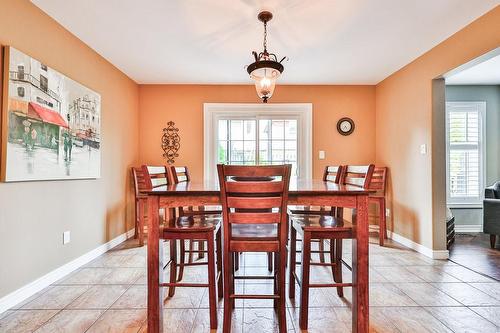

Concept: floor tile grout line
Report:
left=430, top=281, right=500, bottom=307
left=30, top=308, right=63, bottom=333
left=13, top=285, right=57, bottom=310
left=467, top=305, right=500, bottom=328
left=82, top=286, right=133, bottom=333
left=75, top=283, right=131, bottom=333
left=388, top=282, right=467, bottom=308
left=420, top=305, right=464, bottom=333
left=465, top=281, right=500, bottom=302
left=447, top=258, right=500, bottom=282
left=38, top=308, right=104, bottom=333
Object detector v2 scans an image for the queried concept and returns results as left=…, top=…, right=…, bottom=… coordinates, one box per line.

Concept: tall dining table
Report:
left=144, top=178, right=372, bottom=333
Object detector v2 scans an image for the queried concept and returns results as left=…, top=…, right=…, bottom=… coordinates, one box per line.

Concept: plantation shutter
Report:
left=446, top=102, right=485, bottom=206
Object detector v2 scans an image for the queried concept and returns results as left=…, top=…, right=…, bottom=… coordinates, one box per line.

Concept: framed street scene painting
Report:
left=1, top=46, right=101, bottom=181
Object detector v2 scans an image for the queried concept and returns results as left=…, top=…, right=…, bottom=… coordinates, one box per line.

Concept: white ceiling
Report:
left=446, top=54, right=500, bottom=85
left=32, top=0, right=500, bottom=84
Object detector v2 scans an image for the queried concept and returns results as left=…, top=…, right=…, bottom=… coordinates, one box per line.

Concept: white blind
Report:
left=446, top=102, right=485, bottom=206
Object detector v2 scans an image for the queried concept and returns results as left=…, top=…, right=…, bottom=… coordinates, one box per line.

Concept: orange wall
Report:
left=375, top=5, right=500, bottom=250
left=0, top=0, right=139, bottom=298
left=138, top=85, right=376, bottom=181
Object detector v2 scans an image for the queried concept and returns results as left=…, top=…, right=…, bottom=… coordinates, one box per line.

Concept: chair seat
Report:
left=287, top=205, right=333, bottom=216
left=290, top=215, right=353, bottom=233
left=163, top=215, right=221, bottom=233
left=231, top=224, right=278, bottom=239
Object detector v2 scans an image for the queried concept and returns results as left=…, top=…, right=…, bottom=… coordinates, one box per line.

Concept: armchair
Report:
left=484, top=181, right=500, bottom=249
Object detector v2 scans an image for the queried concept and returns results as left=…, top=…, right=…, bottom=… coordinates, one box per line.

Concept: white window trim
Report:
left=445, top=101, right=486, bottom=209
left=203, top=103, right=312, bottom=181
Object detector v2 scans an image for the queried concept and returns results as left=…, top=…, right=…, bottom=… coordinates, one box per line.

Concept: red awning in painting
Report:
left=28, top=102, right=69, bottom=128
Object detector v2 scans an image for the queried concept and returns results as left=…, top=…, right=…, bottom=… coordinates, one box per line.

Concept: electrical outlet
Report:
left=63, top=231, right=71, bottom=245
left=385, top=208, right=390, bottom=217
left=319, top=150, right=325, bottom=160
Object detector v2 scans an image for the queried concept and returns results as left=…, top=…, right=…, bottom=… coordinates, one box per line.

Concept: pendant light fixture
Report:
left=247, top=11, right=286, bottom=103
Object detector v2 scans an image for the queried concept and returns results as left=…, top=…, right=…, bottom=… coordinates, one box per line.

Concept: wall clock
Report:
left=336, top=117, right=355, bottom=136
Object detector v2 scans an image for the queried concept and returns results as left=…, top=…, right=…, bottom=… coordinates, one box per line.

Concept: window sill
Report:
left=447, top=203, right=483, bottom=209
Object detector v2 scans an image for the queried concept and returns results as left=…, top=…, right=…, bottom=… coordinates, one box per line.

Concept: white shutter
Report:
left=446, top=102, right=485, bottom=207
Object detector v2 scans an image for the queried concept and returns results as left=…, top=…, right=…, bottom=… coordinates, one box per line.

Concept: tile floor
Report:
left=1, top=236, right=500, bottom=332
left=450, top=233, right=500, bottom=280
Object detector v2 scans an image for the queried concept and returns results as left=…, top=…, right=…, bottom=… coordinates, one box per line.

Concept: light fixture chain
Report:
left=263, top=21, right=267, bottom=53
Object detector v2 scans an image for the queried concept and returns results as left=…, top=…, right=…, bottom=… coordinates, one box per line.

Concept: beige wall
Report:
left=138, top=85, right=376, bottom=180
left=375, top=5, right=500, bottom=250
left=0, top=0, right=139, bottom=298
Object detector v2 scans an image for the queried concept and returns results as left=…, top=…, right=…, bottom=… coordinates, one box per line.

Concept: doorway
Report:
left=442, top=51, right=500, bottom=280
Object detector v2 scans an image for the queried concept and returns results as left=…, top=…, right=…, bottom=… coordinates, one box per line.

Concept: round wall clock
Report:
left=336, top=117, right=355, bottom=136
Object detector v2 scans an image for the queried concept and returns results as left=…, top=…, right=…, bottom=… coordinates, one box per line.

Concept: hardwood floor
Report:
left=0, top=236, right=499, bottom=332
left=450, top=233, right=500, bottom=281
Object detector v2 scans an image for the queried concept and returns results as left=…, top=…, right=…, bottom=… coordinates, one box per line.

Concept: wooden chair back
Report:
left=341, top=165, right=375, bottom=189
left=217, top=164, right=291, bottom=252
left=369, top=167, right=387, bottom=195
left=132, top=167, right=148, bottom=197
left=170, top=166, right=191, bottom=184
left=141, top=165, right=170, bottom=190
left=323, top=165, right=343, bottom=183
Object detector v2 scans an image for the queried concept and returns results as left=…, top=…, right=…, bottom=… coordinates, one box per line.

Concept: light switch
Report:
left=319, top=150, right=325, bottom=160
left=420, top=144, right=427, bottom=155
left=63, top=231, right=71, bottom=245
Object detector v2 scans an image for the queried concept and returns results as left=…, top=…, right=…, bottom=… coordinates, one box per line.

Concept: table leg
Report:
left=138, top=198, right=145, bottom=247
left=299, top=231, right=311, bottom=330
left=147, top=196, right=163, bottom=333
left=352, top=195, right=369, bottom=333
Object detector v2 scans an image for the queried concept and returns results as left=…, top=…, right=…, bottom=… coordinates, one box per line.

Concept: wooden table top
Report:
left=143, top=178, right=374, bottom=195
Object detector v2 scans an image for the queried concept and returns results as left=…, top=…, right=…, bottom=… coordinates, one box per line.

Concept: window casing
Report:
left=446, top=101, right=486, bottom=207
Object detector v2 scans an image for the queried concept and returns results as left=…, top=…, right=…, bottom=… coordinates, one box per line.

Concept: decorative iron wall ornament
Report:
left=161, top=121, right=180, bottom=164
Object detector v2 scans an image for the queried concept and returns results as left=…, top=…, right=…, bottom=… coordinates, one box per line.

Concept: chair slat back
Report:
left=341, top=165, right=375, bottom=189
left=170, top=166, right=190, bottom=184
left=369, top=167, right=387, bottom=194
left=141, top=165, right=170, bottom=189
left=132, top=167, right=148, bottom=196
left=217, top=164, right=291, bottom=241
left=323, top=165, right=343, bottom=183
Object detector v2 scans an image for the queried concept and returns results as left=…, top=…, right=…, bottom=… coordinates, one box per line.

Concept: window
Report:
left=40, top=75, right=48, bottom=92
left=204, top=103, right=312, bottom=181
left=17, top=65, right=25, bottom=80
left=17, top=87, right=25, bottom=97
left=446, top=101, right=485, bottom=207
left=217, top=119, right=298, bottom=174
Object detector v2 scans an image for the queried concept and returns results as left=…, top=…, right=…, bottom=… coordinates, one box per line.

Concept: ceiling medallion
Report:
left=246, top=11, right=287, bottom=103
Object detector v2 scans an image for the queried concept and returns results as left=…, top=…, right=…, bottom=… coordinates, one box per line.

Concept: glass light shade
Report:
left=250, top=66, right=281, bottom=101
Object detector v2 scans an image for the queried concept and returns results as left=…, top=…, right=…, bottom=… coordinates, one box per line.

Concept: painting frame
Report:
left=1, top=46, right=102, bottom=182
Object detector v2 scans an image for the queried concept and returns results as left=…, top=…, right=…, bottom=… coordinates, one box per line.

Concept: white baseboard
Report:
left=388, top=231, right=449, bottom=260
left=0, top=228, right=136, bottom=314
left=455, top=225, right=482, bottom=233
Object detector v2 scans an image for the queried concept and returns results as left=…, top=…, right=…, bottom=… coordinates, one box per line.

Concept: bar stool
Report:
left=288, top=165, right=344, bottom=263
left=132, top=167, right=147, bottom=246
left=369, top=167, right=388, bottom=246
left=289, top=164, right=374, bottom=330
left=169, top=166, right=222, bottom=281
left=132, top=166, right=170, bottom=246
left=142, top=165, right=223, bottom=330
left=218, top=164, right=291, bottom=333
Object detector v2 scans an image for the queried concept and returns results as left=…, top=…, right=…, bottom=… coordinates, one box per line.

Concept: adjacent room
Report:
left=0, top=1, right=499, bottom=332
left=444, top=53, right=500, bottom=279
